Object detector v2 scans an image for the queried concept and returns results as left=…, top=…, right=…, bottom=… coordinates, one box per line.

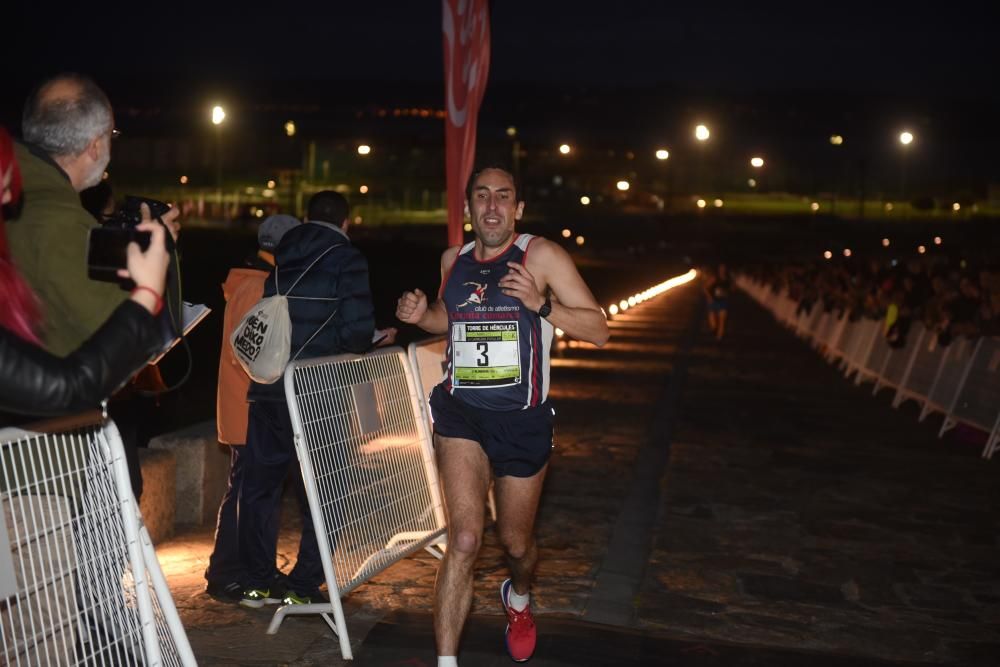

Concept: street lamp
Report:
left=357, top=144, right=372, bottom=155
left=284, top=120, right=296, bottom=137
left=898, top=130, right=914, bottom=201
left=750, top=156, right=764, bottom=168
left=655, top=149, right=669, bottom=160
left=559, top=143, right=572, bottom=155
left=694, top=124, right=710, bottom=141
left=211, top=105, right=226, bottom=217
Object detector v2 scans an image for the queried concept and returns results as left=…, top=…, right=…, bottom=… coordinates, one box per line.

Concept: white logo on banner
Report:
left=443, top=0, right=489, bottom=128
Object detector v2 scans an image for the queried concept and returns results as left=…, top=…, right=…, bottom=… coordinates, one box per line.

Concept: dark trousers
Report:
left=239, top=401, right=323, bottom=593
left=205, top=445, right=246, bottom=586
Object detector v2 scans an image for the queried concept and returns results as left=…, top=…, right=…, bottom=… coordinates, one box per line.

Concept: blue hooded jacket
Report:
left=247, top=221, right=375, bottom=402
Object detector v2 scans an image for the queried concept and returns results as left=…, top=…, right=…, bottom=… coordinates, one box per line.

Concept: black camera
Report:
left=87, top=196, right=173, bottom=279
left=104, top=196, right=173, bottom=228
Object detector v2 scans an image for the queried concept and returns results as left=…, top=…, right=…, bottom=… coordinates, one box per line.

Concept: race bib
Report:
left=452, top=321, right=520, bottom=387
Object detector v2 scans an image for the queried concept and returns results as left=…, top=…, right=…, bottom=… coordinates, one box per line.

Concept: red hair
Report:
left=0, top=127, right=43, bottom=344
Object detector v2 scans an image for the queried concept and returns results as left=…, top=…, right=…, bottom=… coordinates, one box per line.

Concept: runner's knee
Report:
left=498, top=532, right=532, bottom=560
left=452, top=529, right=481, bottom=556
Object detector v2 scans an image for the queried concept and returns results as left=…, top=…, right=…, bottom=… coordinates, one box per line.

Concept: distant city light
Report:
left=934, top=236, right=942, bottom=245
left=559, top=144, right=572, bottom=155
left=750, top=157, right=764, bottom=168
left=829, top=134, right=844, bottom=146
left=885, top=202, right=894, bottom=212
left=882, top=238, right=891, bottom=247
left=810, top=202, right=820, bottom=212
left=255, top=209, right=264, bottom=218
left=506, top=126, right=517, bottom=137
left=619, top=300, right=629, bottom=311
left=555, top=328, right=565, bottom=337
left=561, top=228, right=572, bottom=238
left=353, top=216, right=363, bottom=224
left=609, top=304, right=619, bottom=316
left=696, top=199, right=707, bottom=208
left=823, top=250, right=833, bottom=260
left=899, top=131, right=914, bottom=146
left=284, top=120, right=296, bottom=137
left=655, top=149, right=670, bottom=160
left=463, top=222, right=472, bottom=232
left=917, top=245, right=926, bottom=254
left=179, top=175, right=188, bottom=185
left=748, top=178, right=757, bottom=188
left=952, top=202, right=961, bottom=211
left=359, top=185, right=369, bottom=194
left=267, top=180, right=276, bottom=189
left=357, top=144, right=371, bottom=155
left=694, top=124, right=710, bottom=141
left=713, top=199, right=724, bottom=208
left=211, top=105, right=226, bottom=125
left=580, top=196, right=591, bottom=205
left=843, top=248, right=852, bottom=257
left=576, top=235, right=585, bottom=246
left=628, top=296, right=637, bottom=307
left=616, top=180, right=630, bottom=191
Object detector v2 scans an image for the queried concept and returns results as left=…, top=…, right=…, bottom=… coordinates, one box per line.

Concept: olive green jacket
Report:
left=6, top=143, right=126, bottom=356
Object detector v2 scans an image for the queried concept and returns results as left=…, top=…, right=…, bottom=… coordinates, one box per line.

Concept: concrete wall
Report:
left=147, top=420, right=231, bottom=529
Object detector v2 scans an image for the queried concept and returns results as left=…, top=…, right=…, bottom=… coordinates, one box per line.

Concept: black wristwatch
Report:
left=537, top=297, right=552, bottom=319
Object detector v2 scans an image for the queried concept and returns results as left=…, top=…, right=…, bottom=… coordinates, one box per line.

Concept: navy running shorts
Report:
left=429, top=384, right=554, bottom=478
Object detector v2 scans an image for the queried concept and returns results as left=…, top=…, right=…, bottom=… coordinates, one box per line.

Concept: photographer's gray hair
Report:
left=22, top=74, right=113, bottom=158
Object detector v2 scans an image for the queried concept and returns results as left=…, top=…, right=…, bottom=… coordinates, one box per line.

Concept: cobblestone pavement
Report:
left=154, top=282, right=1000, bottom=665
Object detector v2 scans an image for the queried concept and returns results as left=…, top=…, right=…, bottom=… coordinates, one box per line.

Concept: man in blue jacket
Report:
left=239, top=191, right=375, bottom=607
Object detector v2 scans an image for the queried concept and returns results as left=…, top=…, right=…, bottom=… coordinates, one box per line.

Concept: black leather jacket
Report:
left=0, top=300, right=161, bottom=418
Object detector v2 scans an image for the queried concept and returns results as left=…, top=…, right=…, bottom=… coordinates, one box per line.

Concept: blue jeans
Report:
left=239, top=401, right=323, bottom=592
left=205, top=445, right=246, bottom=586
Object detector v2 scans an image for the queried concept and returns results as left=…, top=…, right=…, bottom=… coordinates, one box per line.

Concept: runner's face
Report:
left=469, top=169, right=524, bottom=249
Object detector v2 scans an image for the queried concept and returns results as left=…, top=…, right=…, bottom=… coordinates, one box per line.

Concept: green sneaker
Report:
left=282, top=589, right=328, bottom=605
left=240, top=588, right=278, bottom=609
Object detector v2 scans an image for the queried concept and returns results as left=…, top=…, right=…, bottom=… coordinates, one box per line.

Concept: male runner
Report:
left=396, top=167, right=609, bottom=665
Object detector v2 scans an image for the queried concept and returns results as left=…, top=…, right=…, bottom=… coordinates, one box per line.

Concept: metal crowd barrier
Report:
left=736, top=276, right=1000, bottom=460
left=271, top=348, right=447, bottom=660
left=0, top=415, right=195, bottom=666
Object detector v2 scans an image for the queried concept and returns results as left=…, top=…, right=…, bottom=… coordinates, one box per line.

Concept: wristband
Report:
left=131, top=285, right=164, bottom=316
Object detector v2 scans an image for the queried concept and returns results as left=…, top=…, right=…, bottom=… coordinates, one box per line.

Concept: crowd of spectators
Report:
left=743, top=253, right=1000, bottom=346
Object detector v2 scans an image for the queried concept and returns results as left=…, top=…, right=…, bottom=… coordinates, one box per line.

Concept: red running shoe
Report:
left=500, top=578, right=536, bottom=662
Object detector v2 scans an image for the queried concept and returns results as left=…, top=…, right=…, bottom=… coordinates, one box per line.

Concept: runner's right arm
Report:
left=396, top=247, right=458, bottom=334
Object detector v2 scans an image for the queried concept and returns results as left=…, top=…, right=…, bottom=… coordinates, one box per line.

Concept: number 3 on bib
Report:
left=452, top=322, right=521, bottom=387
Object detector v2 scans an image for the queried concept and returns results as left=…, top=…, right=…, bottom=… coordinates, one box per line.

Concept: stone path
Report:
left=154, top=281, right=1000, bottom=665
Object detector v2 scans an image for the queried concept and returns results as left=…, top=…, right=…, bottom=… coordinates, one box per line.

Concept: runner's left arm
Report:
left=500, top=240, right=610, bottom=347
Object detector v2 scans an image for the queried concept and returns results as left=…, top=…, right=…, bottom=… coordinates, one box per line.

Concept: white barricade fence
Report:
left=939, top=338, right=1000, bottom=458
left=893, top=326, right=948, bottom=410
left=823, top=313, right=850, bottom=364
left=921, top=336, right=978, bottom=424
left=874, top=323, right=926, bottom=396
left=843, top=319, right=881, bottom=380
left=739, top=276, right=1000, bottom=461
left=407, top=337, right=497, bottom=522
left=0, top=415, right=195, bottom=666
left=272, top=348, right=447, bottom=659
left=856, top=320, right=894, bottom=387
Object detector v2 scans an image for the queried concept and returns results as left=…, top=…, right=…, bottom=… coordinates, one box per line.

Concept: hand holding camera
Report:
left=117, top=216, right=169, bottom=315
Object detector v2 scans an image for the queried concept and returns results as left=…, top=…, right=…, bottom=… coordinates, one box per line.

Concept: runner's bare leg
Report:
left=434, top=435, right=491, bottom=656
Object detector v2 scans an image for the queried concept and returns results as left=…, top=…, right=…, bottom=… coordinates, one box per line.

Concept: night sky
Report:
left=7, top=2, right=996, bottom=99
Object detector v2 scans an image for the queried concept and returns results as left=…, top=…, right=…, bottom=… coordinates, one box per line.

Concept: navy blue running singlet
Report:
left=438, top=234, right=553, bottom=411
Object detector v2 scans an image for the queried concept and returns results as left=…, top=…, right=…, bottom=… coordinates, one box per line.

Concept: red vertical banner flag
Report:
left=442, top=0, right=491, bottom=247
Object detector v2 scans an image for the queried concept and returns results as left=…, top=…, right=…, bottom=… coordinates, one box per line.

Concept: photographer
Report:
left=1, top=127, right=169, bottom=416
left=5, top=75, right=180, bottom=499
left=6, top=73, right=180, bottom=356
